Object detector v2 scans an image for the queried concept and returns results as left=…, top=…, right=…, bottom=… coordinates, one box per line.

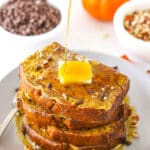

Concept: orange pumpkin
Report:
left=82, top=0, right=129, bottom=21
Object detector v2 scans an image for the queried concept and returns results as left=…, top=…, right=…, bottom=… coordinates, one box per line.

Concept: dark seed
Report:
left=35, top=65, right=41, bottom=71
left=112, top=66, right=119, bottom=70
left=47, top=83, right=52, bottom=89
left=100, top=93, right=108, bottom=101
left=27, top=98, right=32, bottom=103
left=121, top=138, right=132, bottom=146
left=76, top=99, right=84, bottom=105
left=15, top=88, right=19, bottom=92
left=22, top=125, right=26, bottom=135
left=53, top=46, right=61, bottom=51
left=47, top=56, right=52, bottom=61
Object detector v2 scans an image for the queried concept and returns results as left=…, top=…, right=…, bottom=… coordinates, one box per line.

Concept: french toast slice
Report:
left=22, top=122, right=115, bottom=150
left=22, top=117, right=127, bottom=150
left=19, top=42, right=130, bottom=123
left=22, top=107, right=130, bottom=147
left=17, top=89, right=131, bottom=129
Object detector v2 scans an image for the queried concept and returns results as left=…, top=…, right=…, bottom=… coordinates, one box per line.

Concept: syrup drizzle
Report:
left=64, top=0, right=72, bottom=61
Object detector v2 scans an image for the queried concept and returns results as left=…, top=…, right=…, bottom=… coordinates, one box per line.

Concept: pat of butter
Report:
left=58, top=61, right=92, bottom=85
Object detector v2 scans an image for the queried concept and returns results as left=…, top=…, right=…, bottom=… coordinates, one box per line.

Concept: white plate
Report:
left=0, top=52, right=150, bottom=150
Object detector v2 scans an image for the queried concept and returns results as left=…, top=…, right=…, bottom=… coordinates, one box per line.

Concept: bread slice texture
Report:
left=22, top=106, right=130, bottom=147
left=19, top=42, right=129, bottom=123
left=17, top=88, right=131, bottom=129
left=22, top=117, right=127, bottom=150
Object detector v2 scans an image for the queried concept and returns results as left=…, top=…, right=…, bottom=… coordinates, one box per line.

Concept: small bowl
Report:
left=0, top=0, right=66, bottom=57
left=113, top=0, right=150, bottom=62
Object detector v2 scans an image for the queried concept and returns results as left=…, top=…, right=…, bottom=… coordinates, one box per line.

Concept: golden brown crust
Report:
left=17, top=42, right=132, bottom=150
left=20, top=71, right=129, bottom=123
left=19, top=42, right=130, bottom=123
left=22, top=120, right=126, bottom=150
left=17, top=89, right=131, bottom=129
left=22, top=123, right=68, bottom=150
left=22, top=113, right=128, bottom=147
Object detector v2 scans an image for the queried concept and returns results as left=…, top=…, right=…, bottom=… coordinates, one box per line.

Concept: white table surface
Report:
left=0, top=0, right=149, bottom=80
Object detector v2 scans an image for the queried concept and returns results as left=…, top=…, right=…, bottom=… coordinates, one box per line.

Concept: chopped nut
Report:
left=130, top=120, right=138, bottom=126
left=111, top=86, right=114, bottom=90
left=132, top=115, right=140, bottom=121
left=53, top=46, right=61, bottom=51
left=33, top=142, right=42, bottom=150
left=103, top=96, right=107, bottom=100
left=124, top=9, right=150, bottom=41
left=39, top=52, right=43, bottom=58
left=101, top=87, right=105, bottom=91
left=37, top=75, right=43, bottom=80
left=42, top=60, right=49, bottom=65
left=62, top=93, right=67, bottom=100
left=95, top=92, right=99, bottom=96
left=24, top=145, right=30, bottom=150
left=40, top=128, right=46, bottom=133
left=132, top=132, right=139, bottom=138
left=47, top=56, right=52, bottom=61
left=36, top=90, right=41, bottom=96
left=100, top=92, right=108, bottom=101
left=16, top=111, right=20, bottom=116
left=42, top=60, right=49, bottom=68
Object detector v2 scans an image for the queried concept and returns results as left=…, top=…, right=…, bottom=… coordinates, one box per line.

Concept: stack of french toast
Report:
left=16, top=42, right=138, bottom=150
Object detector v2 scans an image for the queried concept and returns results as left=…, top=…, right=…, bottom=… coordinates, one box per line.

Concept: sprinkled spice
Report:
left=0, top=0, right=61, bottom=36
left=124, top=9, right=150, bottom=41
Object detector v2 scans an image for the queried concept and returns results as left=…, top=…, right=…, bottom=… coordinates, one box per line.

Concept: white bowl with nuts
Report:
left=0, top=0, right=66, bottom=57
left=113, top=0, right=150, bottom=62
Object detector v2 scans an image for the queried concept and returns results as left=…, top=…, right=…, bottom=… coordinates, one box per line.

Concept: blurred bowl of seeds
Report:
left=0, top=0, right=66, bottom=56
left=113, top=0, right=150, bottom=62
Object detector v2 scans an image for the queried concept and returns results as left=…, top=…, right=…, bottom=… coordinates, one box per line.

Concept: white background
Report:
left=0, top=0, right=149, bottom=79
